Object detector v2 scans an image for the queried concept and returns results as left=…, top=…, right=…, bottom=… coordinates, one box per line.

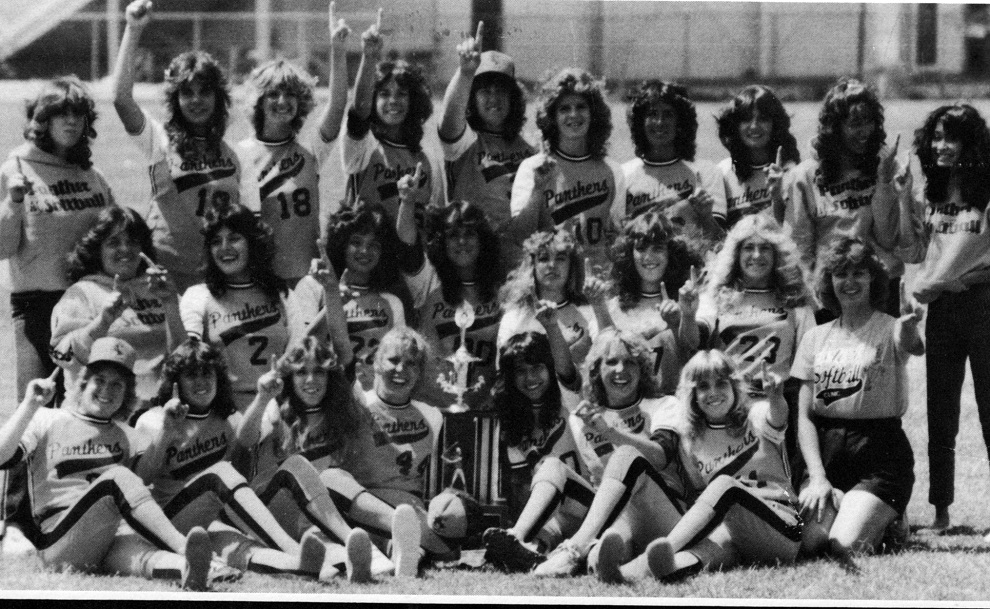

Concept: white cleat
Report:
left=391, top=504, right=422, bottom=577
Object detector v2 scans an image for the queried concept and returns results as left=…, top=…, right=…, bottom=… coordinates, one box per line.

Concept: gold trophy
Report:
left=436, top=301, right=485, bottom=413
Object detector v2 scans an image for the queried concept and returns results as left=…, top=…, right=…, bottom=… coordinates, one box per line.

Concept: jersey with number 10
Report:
left=133, top=110, right=240, bottom=285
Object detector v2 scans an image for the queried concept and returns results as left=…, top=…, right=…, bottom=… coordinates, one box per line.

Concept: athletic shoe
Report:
left=345, top=528, right=373, bottom=583
left=391, top=504, right=422, bottom=577
left=1, top=523, right=36, bottom=557
left=370, top=543, right=395, bottom=577
left=645, top=538, right=675, bottom=580
left=592, top=530, right=625, bottom=584
left=881, top=514, right=910, bottom=553
left=299, top=528, right=327, bottom=576
left=207, top=560, right=243, bottom=586
left=482, top=527, right=545, bottom=573
left=182, top=526, right=212, bottom=591
left=533, top=539, right=584, bottom=577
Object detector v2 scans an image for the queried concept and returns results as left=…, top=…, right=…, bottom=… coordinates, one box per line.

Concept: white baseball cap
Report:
left=88, top=337, right=137, bottom=375
left=476, top=51, right=515, bottom=79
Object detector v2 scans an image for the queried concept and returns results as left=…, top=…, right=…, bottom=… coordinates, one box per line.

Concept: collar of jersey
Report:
left=380, top=136, right=409, bottom=149
left=303, top=406, right=324, bottom=415
left=226, top=280, right=256, bottom=290
left=743, top=288, right=773, bottom=294
left=461, top=281, right=477, bottom=288
left=345, top=283, right=370, bottom=292
left=639, top=291, right=663, bottom=299
left=553, top=150, right=592, bottom=163
left=749, top=162, right=770, bottom=170
left=555, top=300, right=571, bottom=309
left=70, top=410, right=112, bottom=425
left=643, top=157, right=681, bottom=168
left=377, top=392, right=411, bottom=409
left=604, top=396, right=642, bottom=412
left=705, top=419, right=729, bottom=430
left=185, top=410, right=210, bottom=420
left=260, top=136, right=294, bottom=147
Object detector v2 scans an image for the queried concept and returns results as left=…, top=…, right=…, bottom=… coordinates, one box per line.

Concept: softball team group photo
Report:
left=0, top=0, right=988, bottom=599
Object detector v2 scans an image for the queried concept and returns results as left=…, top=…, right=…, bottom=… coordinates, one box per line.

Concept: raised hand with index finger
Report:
left=582, top=256, right=609, bottom=304
left=257, top=355, right=285, bottom=399
left=879, top=133, right=901, bottom=183
left=328, top=1, right=350, bottom=46
left=655, top=281, right=682, bottom=328
left=678, top=264, right=701, bottom=319
left=361, top=8, right=384, bottom=57
left=456, top=21, right=484, bottom=73
left=24, top=367, right=60, bottom=410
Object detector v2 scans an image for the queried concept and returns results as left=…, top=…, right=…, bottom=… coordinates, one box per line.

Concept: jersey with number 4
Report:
left=510, top=151, right=625, bottom=270
left=133, top=110, right=240, bottom=282
left=180, top=282, right=290, bottom=410
left=1, top=408, right=134, bottom=530
left=338, top=391, right=443, bottom=496
left=238, top=137, right=329, bottom=282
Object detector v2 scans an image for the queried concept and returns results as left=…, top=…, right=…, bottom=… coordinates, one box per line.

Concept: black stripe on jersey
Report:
left=377, top=173, right=427, bottom=202
left=550, top=192, right=610, bottom=224
left=594, top=442, right=614, bottom=457
left=480, top=162, right=520, bottom=183
left=683, top=483, right=802, bottom=547
left=173, top=166, right=238, bottom=194
left=435, top=313, right=499, bottom=341
left=259, top=155, right=306, bottom=200
left=217, top=312, right=282, bottom=347
left=169, top=447, right=227, bottom=480
left=54, top=454, right=124, bottom=478
left=707, top=442, right=760, bottom=481
left=348, top=318, right=390, bottom=334
left=727, top=201, right=771, bottom=225
left=300, top=441, right=342, bottom=464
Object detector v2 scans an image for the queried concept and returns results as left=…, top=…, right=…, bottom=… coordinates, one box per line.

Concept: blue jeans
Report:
left=10, top=290, right=62, bottom=401
left=926, top=282, right=990, bottom=508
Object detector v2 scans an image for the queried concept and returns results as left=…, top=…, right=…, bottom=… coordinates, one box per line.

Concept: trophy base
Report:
left=444, top=402, right=470, bottom=414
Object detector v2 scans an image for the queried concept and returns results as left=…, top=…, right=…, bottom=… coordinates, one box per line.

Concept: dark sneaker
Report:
left=482, top=527, right=545, bottom=573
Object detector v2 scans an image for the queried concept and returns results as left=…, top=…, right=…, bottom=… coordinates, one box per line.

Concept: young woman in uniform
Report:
left=509, top=67, right=625, bottom=273
left=112, top=0, right=241, bottom=291
left=437, top=21, right=535, bottom=274
left=715, top=84, right=800, bottom=227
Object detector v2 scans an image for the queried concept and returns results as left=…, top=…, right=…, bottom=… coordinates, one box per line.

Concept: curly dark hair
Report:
left=716, top=84, right=800, bottom=182
left=535, top=68, right=611, bottom=159
left=610, top=207, right=702, bottom=311
left=466, top=72, right=527, bottom=142
left=626, top=80, right=697, bottom=161
left=915, top=104, right=990, bottom=212
left=815, top=235, right=889, bottom=315
left=276, top=336, right=364, bottom=461
left=424, top=200, right=501, bottom=305
left=201, top=202, right=286, bottom=299
left=812, top=78, right=886, bottom=190
left=152, top=337, right=237, bottom=418
left=370, top=60, right=433, bottom=153
left=66, top=206, right=156, bottom=283
left=494, top=332, right=562, bottom=447
left=25, top=76, right=98, bottom=169
left=325, top=203, right=415, bottom=320
left=163, top=51, right=231, bottom=162
left=247, top=59, right=317, bottom=138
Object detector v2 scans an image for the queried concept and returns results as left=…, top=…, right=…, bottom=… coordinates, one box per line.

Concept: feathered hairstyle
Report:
left=325, top=204, right=414, bottom=320
left=424, top=200, right=501, bottom=305
left=79, top=361, right=137, bottom=421
left=276, top=336, right=364, bottom=461
left=373, top=326, right=431, bottom=388
left=583, top=327, right=660, bottom=408
left=163, top=51, right=231, bottom=162
left=494, top=332, right=562, bottom=447
left=812, top=78, right=886, bottom=189
left=370, top=60, right=433, bottom=152
left=246, top=59, right=317, bottom=137
left=152, top=337, right=237, bottom=419
left=499, top=229, right=589, bottom=311
left=610, top=207, right=702, bottom=311
left=915, top=104, right=990, bottom=212
left=201, top=202, right=286, bottom=300
left=677, top=349, right=748, bottom=442
left=626, top=80, right=697, bottom=161
left=814, top=236, right=888, bottom=315
left=704, top=214, right=811, bottom=310
left=716, top=84, right=800, bottom=182
left=66, top=206, right=155, bottom=283
left=535, top=68, right=611, bottom=159
left=466, top=72, right=527, bottom=141
left=24, top=76, right=98, bottom=169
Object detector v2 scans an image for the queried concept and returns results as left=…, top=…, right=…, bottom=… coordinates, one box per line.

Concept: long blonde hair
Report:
left=677, top=349, right=749, bottom=442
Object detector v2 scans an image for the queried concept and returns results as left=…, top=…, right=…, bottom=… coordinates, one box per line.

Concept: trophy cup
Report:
left=436, top=301, right=485, bottom=413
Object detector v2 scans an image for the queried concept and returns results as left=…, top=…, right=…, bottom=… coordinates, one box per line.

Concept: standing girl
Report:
left=623, top=81, right=726, bottom=239
left=52, top=206, right=184, bottom=407
left=179, top=203, right=289, bottom=411
left=608, top=209, right=703, bottom=396
left=786, top=78, right=902, bottom=319
left=0, top=338, right=231, bottom=590
left=438, top=21, right=535, bottom=272
left=907, top=104, right=990, bottom=531
left=594, top=350, right=801, bottom=583
left=342, top=8, right=443, bottom=224
left=716, top=84, right=800, bottom=227
left=112, top=0, right=240, bottom=291
left=792, top=237, right=923, bottom=557
left=509, top=67, right=625, bottom=272
left=0, top=76, right=115, bottom=400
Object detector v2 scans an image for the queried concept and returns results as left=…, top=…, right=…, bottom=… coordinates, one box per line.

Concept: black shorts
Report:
left=803, top=416, right=915, bottom=515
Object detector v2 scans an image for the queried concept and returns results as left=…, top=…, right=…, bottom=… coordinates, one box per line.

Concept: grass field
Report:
left=2, top=81, right=990, bottom=601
